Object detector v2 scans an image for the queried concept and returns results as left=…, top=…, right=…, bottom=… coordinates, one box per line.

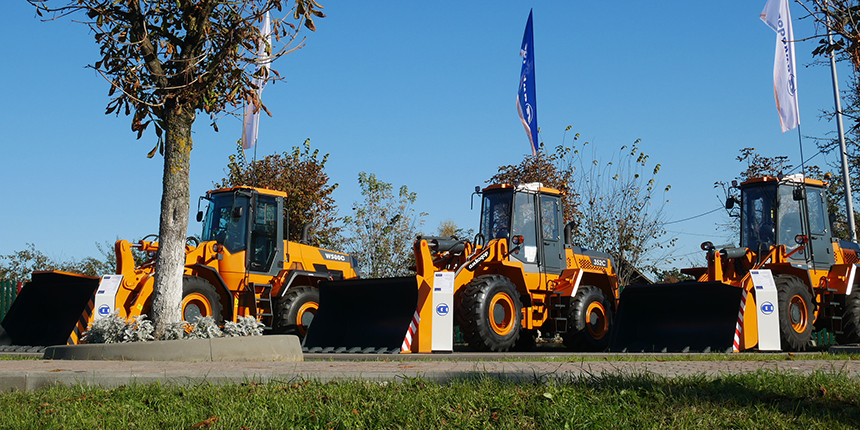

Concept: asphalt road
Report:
left=1, top=350, right=859, bottom=392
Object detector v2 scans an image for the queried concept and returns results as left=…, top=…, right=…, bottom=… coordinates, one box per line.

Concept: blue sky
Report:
left=0, top=1, right=850, bottom=272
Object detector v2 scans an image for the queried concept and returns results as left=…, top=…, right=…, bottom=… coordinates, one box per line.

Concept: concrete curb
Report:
left=42, top=335, right=303, bottom=362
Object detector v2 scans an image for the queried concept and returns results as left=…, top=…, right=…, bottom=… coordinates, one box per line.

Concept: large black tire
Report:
left=457, top=275, right=523, bottom=352
left=272, top=286, right=320, bottom=340
left=562, top=285, right=613, bottom=351
left=837, top=287, right=860, bottom=344
left=775, top=274, right=814, bottom=351
left=181, top=276, right=223, bottom=323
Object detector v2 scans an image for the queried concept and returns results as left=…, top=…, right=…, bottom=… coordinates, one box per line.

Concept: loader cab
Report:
left=738, top=176, right=833, bottom=269
left=200, top=187, right=286, bottom=276
left=479, top=183, right=564, bottom=274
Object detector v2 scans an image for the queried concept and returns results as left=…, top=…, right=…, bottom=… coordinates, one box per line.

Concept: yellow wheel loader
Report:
left=609, top=175, right=860, bottom=353
left=304, top=183, right=621, bottom=353
left=0, top=186, right=358, bottom=346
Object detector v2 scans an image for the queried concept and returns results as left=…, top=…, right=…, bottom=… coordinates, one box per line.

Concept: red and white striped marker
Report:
left=401, top=310, right=421, bottom=352
left=732, top=289, right=749, bottom=353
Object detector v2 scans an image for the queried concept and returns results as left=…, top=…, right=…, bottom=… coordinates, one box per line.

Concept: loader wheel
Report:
left=181, top=276, right=223, bottom=323
left=457, top=275, right=522, bottom=352
left=837, top=287, right=860, bottom=344
left=272, top=286, right=319, bottom=340
left=562, top=285, right=613, bottom=352
left=775, top=274, right=814, bottom=351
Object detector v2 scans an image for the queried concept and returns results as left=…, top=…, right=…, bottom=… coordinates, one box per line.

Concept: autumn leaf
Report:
left=190, top=416, right=219, bottom=429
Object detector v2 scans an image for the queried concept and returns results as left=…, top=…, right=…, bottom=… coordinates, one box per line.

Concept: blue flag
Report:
left=517, top=9, right=538, bottom=155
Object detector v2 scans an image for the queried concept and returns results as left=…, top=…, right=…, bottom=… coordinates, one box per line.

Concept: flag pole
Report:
left=827, top=17, right=858, bottom=241
left=252, top=139, right=258, bottom=187
left=797, top=125, right=806, bottom=179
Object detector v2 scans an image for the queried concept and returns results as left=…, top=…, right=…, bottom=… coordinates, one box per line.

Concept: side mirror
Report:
left=231, top=206, right=244, bottom=220
left=725, top=197, right=734, bottom=210
left=196, top=211, right=204, bottom=222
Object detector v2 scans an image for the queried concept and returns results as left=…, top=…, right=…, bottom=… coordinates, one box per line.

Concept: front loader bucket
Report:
left=0, top=272, right=99, bottom=346
left=608, top=282, right=744, bottom=353
left=303, top=277, right=418, bottom=353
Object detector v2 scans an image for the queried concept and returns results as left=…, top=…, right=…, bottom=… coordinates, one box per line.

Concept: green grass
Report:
left=1, top=370, right=859, bottom=429
left=0, top=355, right=40, bottom=361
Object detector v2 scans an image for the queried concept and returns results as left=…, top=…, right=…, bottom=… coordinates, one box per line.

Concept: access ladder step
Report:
left=250, top=282, right=275, bottom=323
left=555, top=316, right=568, bottom=334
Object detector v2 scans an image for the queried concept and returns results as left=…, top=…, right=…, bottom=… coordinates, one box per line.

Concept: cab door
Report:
left=247, top=193, right=285, bottom=276
left=538, top=194, right=564, bottom=274
left=510, top=192, right=540, bottom=274
left=804, top=187, right=835, bottom=269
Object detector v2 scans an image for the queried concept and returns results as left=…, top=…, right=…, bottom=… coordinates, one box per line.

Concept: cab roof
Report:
left=208, top=185, right=288, bottom=198
left=483, top=182, right=563, bottom=195
left=740, top=175, right=825, bottom=188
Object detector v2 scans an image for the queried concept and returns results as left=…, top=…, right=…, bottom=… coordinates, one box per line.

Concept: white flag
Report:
left=760, top=0, right=800, bottom=133
left=242, top=12, right=272, bottom=150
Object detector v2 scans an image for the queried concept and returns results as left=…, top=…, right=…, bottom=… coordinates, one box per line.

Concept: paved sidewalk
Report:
left=0, top=358, right=858, bottom=392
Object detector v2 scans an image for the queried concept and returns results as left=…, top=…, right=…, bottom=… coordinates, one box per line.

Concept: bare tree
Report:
left=802, top=1, right=860, bottom=71
left=489, top=129, right=672, bottom=286
left=801, top=1, right=860, bottom=241
left=29, top=0, right=324, bottom=336
left=435, top=220, right=474, bottom=240
left=566, top=139, right=673, bottom=286
left=343, top=173, right=426, bottom=278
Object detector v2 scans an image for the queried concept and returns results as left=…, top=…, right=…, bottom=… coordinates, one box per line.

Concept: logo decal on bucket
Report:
left=436, top=303, right=450, bottom=316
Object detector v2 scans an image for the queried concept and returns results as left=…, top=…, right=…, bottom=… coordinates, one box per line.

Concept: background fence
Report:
left=0, top=280, right=20, bottom=322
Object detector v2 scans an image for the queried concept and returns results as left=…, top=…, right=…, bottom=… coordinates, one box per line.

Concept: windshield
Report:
left=741, top=184, right=777, bottom=252
left=201, top=192, right=249, bottom=253
left=480, top=190, right=513, bottom=242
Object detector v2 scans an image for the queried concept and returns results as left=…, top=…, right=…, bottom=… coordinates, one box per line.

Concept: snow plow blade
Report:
left=303, top=276, right=418, bottom=353
left=608, top=282, right=744, bottom=353
left=0, top=272, right=99, bottom=347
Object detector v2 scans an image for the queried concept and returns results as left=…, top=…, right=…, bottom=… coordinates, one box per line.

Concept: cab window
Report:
left=511, top=192, right=538, bottom=263
left=249, top=196, right=278, bottom=271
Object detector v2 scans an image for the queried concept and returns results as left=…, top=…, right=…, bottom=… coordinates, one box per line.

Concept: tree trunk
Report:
left=151, top=104, right=195, bottom=338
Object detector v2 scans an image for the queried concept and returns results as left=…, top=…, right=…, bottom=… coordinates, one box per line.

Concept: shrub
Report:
left=81, top=314, right=263, bottom=343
